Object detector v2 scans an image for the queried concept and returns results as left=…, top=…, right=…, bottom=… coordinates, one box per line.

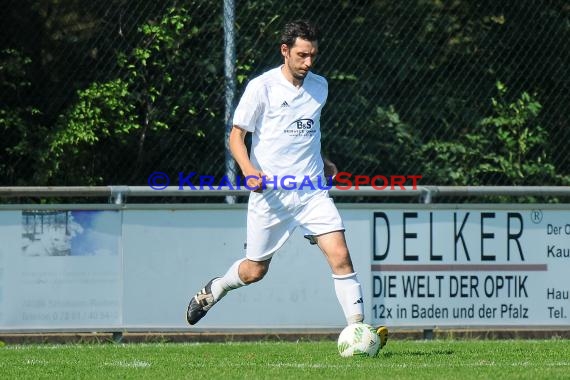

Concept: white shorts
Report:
left=246, top=188, right=345, bottom=261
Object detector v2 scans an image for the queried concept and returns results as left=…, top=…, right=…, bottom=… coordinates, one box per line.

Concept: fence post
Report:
left=223, top=0, right=237, bottom=204
left=421, top=187, right=434, bottom=340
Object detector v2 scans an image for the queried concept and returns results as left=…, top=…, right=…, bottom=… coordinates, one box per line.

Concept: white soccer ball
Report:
left=337, top=322, right=381, bottom=357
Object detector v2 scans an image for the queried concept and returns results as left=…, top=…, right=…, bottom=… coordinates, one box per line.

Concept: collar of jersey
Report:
left=278, top=65, right=309, bottom=91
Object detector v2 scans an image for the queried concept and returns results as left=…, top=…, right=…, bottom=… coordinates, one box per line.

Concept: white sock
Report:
left=210, top=258, right=246, bottom=302
left=332, top=272, right=364, bottom=324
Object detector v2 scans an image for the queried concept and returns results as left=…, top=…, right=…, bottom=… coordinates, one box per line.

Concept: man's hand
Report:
left=323, top=158, right=338, bottom=180
left=244, top=169, right=266, bottom=193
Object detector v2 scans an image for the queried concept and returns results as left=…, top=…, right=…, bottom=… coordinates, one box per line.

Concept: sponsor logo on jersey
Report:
left=283, top=118, right=316, bottom=137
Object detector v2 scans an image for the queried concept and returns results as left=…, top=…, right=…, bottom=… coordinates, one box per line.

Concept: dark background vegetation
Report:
left=1, top=1, right=568, bottom=193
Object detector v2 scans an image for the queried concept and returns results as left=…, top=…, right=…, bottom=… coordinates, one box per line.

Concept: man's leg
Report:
left=186, top=258, right=270, bottom=325
left=213, top=257, right=271, bottom=296
left=188, top=189, right=295, bottom=325
left=315, top=230, right=364, bottom=324
left=315, top=230, right=389, bottom=348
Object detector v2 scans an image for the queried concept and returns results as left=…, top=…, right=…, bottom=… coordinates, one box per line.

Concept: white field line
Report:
left=376, top=362, right=570, bottom=369
left=184, top=361, right=570, bottom=370
left=103, top=360, right=151, bottom=369
left=24, top=358, right=48, bottom=365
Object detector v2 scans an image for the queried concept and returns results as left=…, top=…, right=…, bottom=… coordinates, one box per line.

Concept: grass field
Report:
left=1, top=339, right=569, bottom=379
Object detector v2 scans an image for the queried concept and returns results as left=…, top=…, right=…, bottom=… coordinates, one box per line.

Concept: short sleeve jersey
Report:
left=232, top=66, right=327, bottom=183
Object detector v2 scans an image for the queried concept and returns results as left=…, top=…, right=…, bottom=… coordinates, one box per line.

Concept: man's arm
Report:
left=229, top=126, right=264, bottom=191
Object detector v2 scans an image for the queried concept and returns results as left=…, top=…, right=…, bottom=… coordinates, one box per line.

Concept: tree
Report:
left=420, top=82, right=568, bottom=186
left=1, top=0, right=568, bottom=189
left=0, top=49, right=44, bottom=185
left=43, top=4, right=226, bottom=185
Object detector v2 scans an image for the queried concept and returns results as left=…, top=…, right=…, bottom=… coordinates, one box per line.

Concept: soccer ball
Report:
left=337, top=322, right=381, bottom=357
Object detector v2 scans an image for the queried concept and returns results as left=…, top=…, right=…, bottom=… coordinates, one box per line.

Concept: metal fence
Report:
left=1, top=0, right=569, bottom=191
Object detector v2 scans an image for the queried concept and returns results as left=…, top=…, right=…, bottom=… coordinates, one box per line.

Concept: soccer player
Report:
left=186, top=20, right=387, bottom=345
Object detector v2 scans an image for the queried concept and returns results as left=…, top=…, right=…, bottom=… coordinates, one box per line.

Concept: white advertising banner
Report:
left=0, top=210, right=122, bottom=330
left=370, top=208, right=570, bottom=327
left=120, top=208, right=351, bottom=329
left=1, top=204, right=569, bottom=331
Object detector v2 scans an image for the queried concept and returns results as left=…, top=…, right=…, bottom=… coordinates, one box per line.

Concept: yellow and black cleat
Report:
left=376, top=326, right=389, bottom=349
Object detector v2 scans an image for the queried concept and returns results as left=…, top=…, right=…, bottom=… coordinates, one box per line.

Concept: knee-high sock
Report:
left=210, top=258, right=246, bottom=302
left=333, top=272, right=364, bottom=324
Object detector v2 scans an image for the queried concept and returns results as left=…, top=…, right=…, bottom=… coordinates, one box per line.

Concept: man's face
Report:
left=281, top=37, right=318, bottom=81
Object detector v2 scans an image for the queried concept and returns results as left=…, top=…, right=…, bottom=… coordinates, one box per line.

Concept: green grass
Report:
left=1, top=339, right=569, bottom=379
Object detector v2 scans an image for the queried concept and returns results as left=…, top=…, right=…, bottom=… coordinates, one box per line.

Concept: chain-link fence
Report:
left=1, top=1, right=569, bottom=195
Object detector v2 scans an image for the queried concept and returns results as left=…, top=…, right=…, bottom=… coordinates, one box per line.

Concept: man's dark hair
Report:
left=280, top=20, right=318, bottom=47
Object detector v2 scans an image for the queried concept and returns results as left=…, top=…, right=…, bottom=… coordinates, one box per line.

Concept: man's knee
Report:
left=240, top=259, right=270, bottom=284
left=332, top=254, right=354, bottom=273
left=326, top=247, right=354, bottom=274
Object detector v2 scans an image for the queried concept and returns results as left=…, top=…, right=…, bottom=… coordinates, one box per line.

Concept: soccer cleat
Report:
left=186, top=278, right=218, bottom=325
left=376, top=326, right=389, bottom=349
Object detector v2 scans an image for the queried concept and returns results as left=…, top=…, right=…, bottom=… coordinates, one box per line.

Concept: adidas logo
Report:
left=353, top=297, right=363, bottom=305
left=280, top=100, right=289, bottom=108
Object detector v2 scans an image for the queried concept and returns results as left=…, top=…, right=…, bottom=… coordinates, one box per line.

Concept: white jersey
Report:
left=233, top=66, right=327, bottom=184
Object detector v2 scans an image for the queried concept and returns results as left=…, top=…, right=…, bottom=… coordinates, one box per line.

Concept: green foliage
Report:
left=477, top=82, right=555, bottom=184
left=1, top=1, right=568, bottom=189
left=116, top=6, right=204, bottom=133
left=46, top=79, right=139, bottom=184
left=0, top=49, right=43, bottom=185
left=421, top=82, right=565, bottom=186
left=52, top=79, right=139, bottom=149
left=421, top=141, right=471, bottom=184
left=44, top=5, right=223, bottom=185
left=0, top=48, right=30, bottom=89
left=365, top=106, right=420, bottom=175
left=324, top=101, right=421, bottom=180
